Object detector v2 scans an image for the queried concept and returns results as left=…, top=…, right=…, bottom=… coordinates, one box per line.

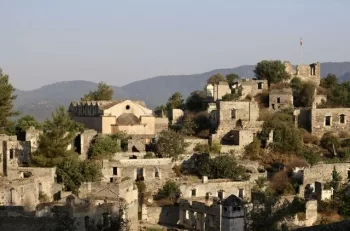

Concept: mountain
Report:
left=13, top=62, right=350, bottom=121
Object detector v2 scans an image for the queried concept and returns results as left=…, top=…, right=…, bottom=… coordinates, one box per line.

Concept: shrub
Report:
left=210, top=140, right=221, bottom=153
left=193, top=143, right=210, bottom=153
left=172, top=164, right=182, bottom=177
left=270, top=171, right=295, bottom=195
left=136, top=181, right=146, bottom=193
left=144, top=152, right=155, bottom=159
left=89, top=134, right=121, bottom=159
left=156, top=180, right=181, bottom=202
left=244, top=138, right=261, bottom=160
left=301, top=129, right=319, bottom=145
left=320, top=132, right=340, bottom=155
left=39, top=193, right=50, bottom=203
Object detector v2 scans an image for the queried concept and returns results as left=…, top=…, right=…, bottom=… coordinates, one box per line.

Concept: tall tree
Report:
left=31, top=107, right=100, bottom=193
left=166, top=92, right=184, bottom=111
left=185, top=90, right=207, bottom=112
left=0, top=68, right=19, bottom=133
left=254, top=60, right=291, bottom=85
left=81, top=81, right=113, bottom=101
left=32, top=106, right=84, bottom=166
left=225, top=73, right=240, bottom=86
left=207, top=73, right=225, bottom=85
left=155, top=130, right=188, bottom=160
left=15, top=115, right=41, bottom=134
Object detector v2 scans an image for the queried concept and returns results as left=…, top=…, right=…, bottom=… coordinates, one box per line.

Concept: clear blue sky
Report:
left=0, top=0, right=349, bottom=90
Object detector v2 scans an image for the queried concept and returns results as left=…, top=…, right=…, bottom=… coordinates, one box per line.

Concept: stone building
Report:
left=178, top=194, right=245, bottom=231
left=284, top=61, right=321, bottom=86
left=310, top=107, right=350, bottom=138
left=68, top=129, right=98, bottom=160
left=101, top=158, right=175, bottom=192
left=0, top=135, right=31, bottom=176
left=206, top=81, right=231, bottom=101
left=209, top=100, right=262, bottom=151
left=0, top=167, right=57, bottom=210
left=234, top=79, right=268, bottom=99
left=68, top=99, right=156, bottom=135
left=269, top=88, right=294, bottom=110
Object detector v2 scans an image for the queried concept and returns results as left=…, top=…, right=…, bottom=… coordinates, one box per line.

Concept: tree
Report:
left=166, top=92, right=184, bottom=112
left=320, top=132, right=340, bottom=155
left=15, top=115, right=41, bottom=135
left=155, top=130, right=188, bottom=160
left=81, top=81, right=113, bottom=101
left=31, top=107, right=101, bottom=193
left=180, top=117, right=198, bottom=136
left=197, top=155, right=249, bottom=180
left=0, top=68, right=19, bottom=133
left=207, top=73, right=225, bottom=85
left=89, top=134, right=121, bottom=160
left=321, top=73, right=338, bottom=89
left=225, top=73, right=240, bottom=86
left=291, top=78, right=316, bottom=107
left=185, top=90, right=207, bottom=112
left=254, top=60, right=291, bottom=85
left=156, top=180, right=181, bottom=202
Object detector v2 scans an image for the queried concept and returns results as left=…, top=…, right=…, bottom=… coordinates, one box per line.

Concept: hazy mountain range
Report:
left=13, top=62, right=350, bottom=122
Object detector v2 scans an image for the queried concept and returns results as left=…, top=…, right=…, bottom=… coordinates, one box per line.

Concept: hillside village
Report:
left=1, top=59, right=350, bottom=231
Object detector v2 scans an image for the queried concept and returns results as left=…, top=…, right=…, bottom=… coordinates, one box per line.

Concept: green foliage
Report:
left=210, top=140, right=221, bottom=153
left=81, top=81, right=113, bottom=101
left=110, top=131, right=130, bottom=152
left=185, top=90, right=207, bottom=112
left=193, top=143, right=210, bottom=153
left=144, top=152, right=156, bottom=159
left=38, top=192, right=50, bottom=203
left=222, top=92, right=240, bottom=101
left=197, top=155, right=249, bottom=181
left=166, top=92, right=185, bottom=113
left=15, top=115, right=41, bottom=134
left=254, top=60, right=291, bottom=85
left=244, top=138, right=261, bottom=160
left=297, top=148, right=321, bottom=165
left=320, top=74, right=350, bottom=108
left=260, top=109, right=303, bottom=153
left=320, top=132, right=340, bottom=155
left=31, top=107, right=101, bottom=193
left=156, top=130, right=188, bottom=160
left=331, top=166, right=342, bottom=190
left=156, top=180, right=181, bottom=202
left=291, top=78, right=316, bottom=107
left=207, top=73, right=225, bottom=85
left=225, top=73, right=240, bottom=86
left=0, top=68, right=19, bottom=133
left=180, top=117, right=198, bottom=136
left=89, top=134, right=121, bottom=159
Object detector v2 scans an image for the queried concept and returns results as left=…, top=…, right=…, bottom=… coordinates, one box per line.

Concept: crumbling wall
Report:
left=155, top=117, right=168, bottom=133
left=185, top=138, right=209, bottom=154
left=269, top=89, right=293, bottom=110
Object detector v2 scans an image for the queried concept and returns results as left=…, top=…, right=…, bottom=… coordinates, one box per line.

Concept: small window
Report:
left=218, top=190, right=224, bottom=200
left=257, top=82, right=263, bottom=90
left=126, top=105, right=130, bottom=110
left=191, top=189, right=196, bottom=197
left=340, top=114, right=346, bottom=124
left=347, top=170, right=350, bottom=179
left=277, top=97, right=281, bottom=103
left=110, top=178, right=114, bottom=183
left=154, top=168, right=159, bottom=178
left=272, top=104, right=275, bottom=110
left=239, top=189, right=244, bottom=199
left=325, top=116, right=331, bottom=126
left=113, top=167, right=118, bottom=175
left=231, top=109, right=236, bottom=119
left=9, top=149, right=14, bottom=159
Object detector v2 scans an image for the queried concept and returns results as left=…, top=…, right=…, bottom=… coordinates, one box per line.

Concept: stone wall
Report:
left=240, top=79, right=268, bottom=99
left=284, top=61, right=321, bottom=86
left=143, top=205, right=179, bottom=226
left=101, top=158, right=174, bottom=183
left=184, top=138, right=209, bottom=154
left=0, top=216, right=58, bottom=231
left=311, top=108, right=350, bottom=137
left=294, top=109, right=311, bottom=132
left=155, top=117, right=168, bottom=133
left=213, top=82, right=231, bottom=101
left=269, top=88, right=293, bottom=110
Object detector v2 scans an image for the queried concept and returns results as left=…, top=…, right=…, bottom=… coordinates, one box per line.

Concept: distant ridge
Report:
left=13, top=62, right=350, bottom=121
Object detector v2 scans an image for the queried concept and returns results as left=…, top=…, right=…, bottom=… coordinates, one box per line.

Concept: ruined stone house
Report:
left=284, top=61, right=321, bottom=86
left=269, top=88, right=294, bottom=110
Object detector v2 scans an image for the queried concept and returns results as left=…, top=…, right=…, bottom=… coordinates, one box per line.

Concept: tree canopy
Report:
left=89, top=134, right=122, bottom=159
left=81, top=81, right=113, bottom=101
left=166, top=92, right=185, bottom=111
left=319, top=74, right=350, bottom=108
left=291, top=78, right=316, bottom=107
left=207, top=73, right=225, bottom=85
left=155, top=130, right=188, bottom=160
left=254, top=60, right=291, bottom=85
left=15, top=115, right=41, bottom=134
left=225, top=73, right=240, bottom=86
left=31, top=106, right=101, bottom=193
left=0, top=68, right=19, bottom=133
left=185, top=90, right=207, bottom=112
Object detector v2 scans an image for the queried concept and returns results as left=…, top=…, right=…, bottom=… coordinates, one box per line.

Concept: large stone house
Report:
left=68, top=100, right=156, bottom=135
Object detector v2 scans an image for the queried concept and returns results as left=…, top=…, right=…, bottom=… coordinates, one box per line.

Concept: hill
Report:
left=13, top=62, right=350, bottom=121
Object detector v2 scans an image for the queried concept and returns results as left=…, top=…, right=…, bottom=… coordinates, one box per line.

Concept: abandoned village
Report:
left=1, top=60, right=350, bottom=231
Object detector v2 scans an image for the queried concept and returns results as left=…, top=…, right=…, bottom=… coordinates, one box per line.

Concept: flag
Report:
left=300, top=38, right=303, bottom=46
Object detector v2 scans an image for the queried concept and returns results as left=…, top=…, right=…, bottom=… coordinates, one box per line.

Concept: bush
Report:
left=244, top=138, right=261, bottom=160
left=144, top=152, right=156, bottom=159
left=156, top=181, right=181, bottom=202
left=172, top=164, right=182, bottom=177
left=320, top=132, right=340, bottom=155
left=136, top=181, right=146, bottom=193
left=156, top=130, right=188, bottom=160
left=197, top=155, right=249, bottom=181
left=193, top=143, right=210, bottom=153
left=270, top=171, right=295, bottom=195
left=89, top=134, right=121, bottom=159
left=210, top=140, right=221, bottom=153
left=301, top=129, right=319, bottom=145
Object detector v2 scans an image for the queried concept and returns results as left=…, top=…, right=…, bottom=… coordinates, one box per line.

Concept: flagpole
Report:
left=300, top=37, right=303, bottom=65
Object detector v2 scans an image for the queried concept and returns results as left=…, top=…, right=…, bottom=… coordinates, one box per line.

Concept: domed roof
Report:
left=116, top=113, right=140, bottom=125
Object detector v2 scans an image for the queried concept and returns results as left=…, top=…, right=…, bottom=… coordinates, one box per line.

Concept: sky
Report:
left=0, top=0, right=349, bottom=90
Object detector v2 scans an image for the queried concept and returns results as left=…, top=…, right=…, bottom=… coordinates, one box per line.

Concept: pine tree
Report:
left=0, top=68, right=19, bottom=133
left=81, top=81, right=113, bottom=101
